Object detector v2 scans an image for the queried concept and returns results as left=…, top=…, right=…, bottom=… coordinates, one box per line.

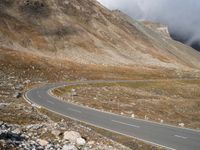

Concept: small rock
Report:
left=87, top=141, right=95, bottom=145
left=0, top=103, right=10, bottom=108
left=179, top=123, right=185, bottom=127
left=131, top=114, right=135, bottom=118
left=71, top=89, right=77, bottom=96
left=27, top=124, right=44, bottom=130
left=12, top=128, right=21, bottom=135
left=62, top=145, right=78, bottom=150
left=71, top=89, right=76, bottom=92
left=76, top=138, right=86, bottom=146
left=63, top=131, right=81, bottom=143
left=13, top=92, right=22, bottom=98
left=52, top=130, right=61, bottom=137
left=23, top=80, right=31, bottom=84
left=15, top=84, right=24, bottom=90
left=0, top=121, right=4, bottom=126
left=37, top=139, right=49, bottom=147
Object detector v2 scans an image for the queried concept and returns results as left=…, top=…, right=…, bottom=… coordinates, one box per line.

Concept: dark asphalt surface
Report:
left=25, top=81, right=200, bottom=150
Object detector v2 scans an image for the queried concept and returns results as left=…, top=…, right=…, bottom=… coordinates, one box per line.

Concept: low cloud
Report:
left=97, top=0, right=200, bottom=49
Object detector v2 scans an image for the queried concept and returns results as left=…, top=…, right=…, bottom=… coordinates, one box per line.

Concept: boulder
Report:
left=62, top=145, right=78, bottom=150
left=76, top=137, right=86, bottom=146
left=37, top=139, right=49, bottom=147
left=63, top=131, right=81, bottom=143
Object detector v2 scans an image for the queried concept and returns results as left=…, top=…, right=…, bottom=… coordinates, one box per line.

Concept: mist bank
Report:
left=98, top=0, right=200, bottom=52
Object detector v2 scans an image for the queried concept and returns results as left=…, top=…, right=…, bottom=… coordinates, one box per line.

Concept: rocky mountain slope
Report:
left=0, top=1, right=200, bottom=149
left=0, top=0, right=200, bottom=70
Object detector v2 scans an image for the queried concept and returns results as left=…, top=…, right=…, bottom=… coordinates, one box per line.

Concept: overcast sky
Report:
left=97, top=0, right=200, bottom=46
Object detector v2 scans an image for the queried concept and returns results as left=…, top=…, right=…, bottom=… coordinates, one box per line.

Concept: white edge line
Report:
left=23, top=91, right=41, bottom=109
left=112, top=120, right=140, bottom=128
left=23, top=91, right=176, bottom=150
left=23, top=79, right=200, bottom=150
left=48, top=82, right=200, bottom=133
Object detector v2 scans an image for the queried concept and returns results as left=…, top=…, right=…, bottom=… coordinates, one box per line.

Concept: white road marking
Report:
left=112, top=120, right=140, bottom=128
left=47, top=100, right=55, bottom=105
left=174, top=135, right=188, bottom=139
left=68, top=108, right=82, bottom=113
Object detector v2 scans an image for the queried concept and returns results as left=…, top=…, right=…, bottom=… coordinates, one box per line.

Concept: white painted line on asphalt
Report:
left=23, top=92, right=41, bottom=109
left=112, top=120, right=140, bottom=128
left=174, top=135, right=188, bottom=139
left=25, top=90, right=177, bottom=150
left=68, top=108, right=82, bottom=113
left=48, top=83, right=200, bottom=133
left=47, top=100, right=55, bottom=105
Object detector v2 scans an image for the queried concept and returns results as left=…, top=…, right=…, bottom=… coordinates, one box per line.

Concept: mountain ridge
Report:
left=0, top=0, right=200, bottom=70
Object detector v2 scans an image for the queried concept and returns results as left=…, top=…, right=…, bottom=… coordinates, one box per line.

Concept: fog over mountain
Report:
left=98, top=0, right=200, bottom=52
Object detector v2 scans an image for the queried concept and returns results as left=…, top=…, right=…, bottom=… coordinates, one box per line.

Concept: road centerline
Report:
left=47, top=100, right=55, bottom=105
left=174, top=135, right=188, bottom=139
left=68, top=108, right=82, bottom=113
left=112, top=120, right=140, bottom=128
left=25, top=81, right=200, bottom=150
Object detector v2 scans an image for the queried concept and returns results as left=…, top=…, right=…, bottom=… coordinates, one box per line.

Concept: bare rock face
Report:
left=142, top=21, right=171, bottom=38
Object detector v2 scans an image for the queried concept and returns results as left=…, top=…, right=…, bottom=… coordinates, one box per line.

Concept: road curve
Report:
left=25, top=80, right=200, bottom=150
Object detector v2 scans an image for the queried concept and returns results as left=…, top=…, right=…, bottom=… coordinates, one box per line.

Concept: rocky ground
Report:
left=0, top=49, right=165, bottom=150
left=0, top=77, right=133, bottom=150
left=0, top=121, right=132, bottom=150
left=54, top=80, right=200, bottom=129
left=1, top=0, right=200, bottom=149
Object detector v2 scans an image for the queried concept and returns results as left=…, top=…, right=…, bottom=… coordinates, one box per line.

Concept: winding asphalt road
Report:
left=25, top=80, right=200, bottom=150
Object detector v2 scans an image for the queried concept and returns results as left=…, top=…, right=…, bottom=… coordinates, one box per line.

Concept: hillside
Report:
left=0, top=0, right=200, bottom=70
left=1, top=1, right=200, bottom=149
